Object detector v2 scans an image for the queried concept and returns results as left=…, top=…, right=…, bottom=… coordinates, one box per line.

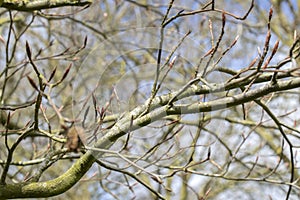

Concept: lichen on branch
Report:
left=0, top=0, right=92, bottom=11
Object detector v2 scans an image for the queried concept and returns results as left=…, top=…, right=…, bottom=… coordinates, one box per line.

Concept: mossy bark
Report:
left=0, top=0, right=92, bottom=11
left=0, top=151, right=95, bottom=199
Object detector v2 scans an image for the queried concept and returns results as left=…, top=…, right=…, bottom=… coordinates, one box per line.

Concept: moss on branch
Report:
left=0, top=151, right=95, bottom=199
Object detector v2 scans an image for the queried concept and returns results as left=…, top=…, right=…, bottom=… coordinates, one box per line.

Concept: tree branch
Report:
left=1, top=0, right=92, bottom=11
left=0, top=151, right=95, bottom=198
left=1, top=74, right=299, bottom=198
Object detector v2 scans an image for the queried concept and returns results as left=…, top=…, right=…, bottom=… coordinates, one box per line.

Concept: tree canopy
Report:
left=0, top=0, right=300, bottom=199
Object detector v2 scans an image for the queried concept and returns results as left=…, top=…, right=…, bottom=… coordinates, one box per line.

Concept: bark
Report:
left=0, top=0, right=92, bottom=11
left=0, top=151, right=95, bottom=198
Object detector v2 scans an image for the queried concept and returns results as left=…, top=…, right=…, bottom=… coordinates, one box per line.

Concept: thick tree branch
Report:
left=94, top=77, right=300, bottom=154
left=0, top=151, right=95, bottom=198
left=0, top=0, right=92, bottom=11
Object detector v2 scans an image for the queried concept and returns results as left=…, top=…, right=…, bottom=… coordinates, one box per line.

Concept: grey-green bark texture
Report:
left=0, top=151, right=95, bottom=198
left=0, top=0, right=92, bottom=11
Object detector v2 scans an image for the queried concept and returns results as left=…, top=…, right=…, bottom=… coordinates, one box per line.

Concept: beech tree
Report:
left=0, top=0, right=300, bottom=199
